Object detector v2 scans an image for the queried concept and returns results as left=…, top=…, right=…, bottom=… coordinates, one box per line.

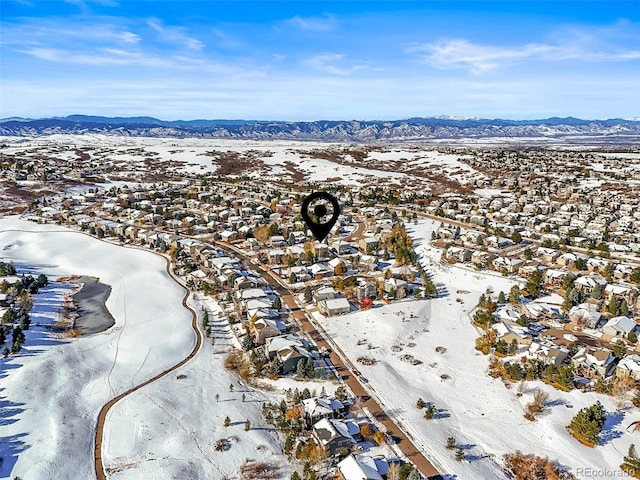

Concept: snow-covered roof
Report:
left=338, top=454, right=388, bottom=480
left=603, top=316, right=636, bottom=335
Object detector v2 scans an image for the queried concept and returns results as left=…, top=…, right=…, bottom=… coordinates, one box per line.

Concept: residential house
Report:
left=535, top=247, right=560, bottom=264
left=602, top=316, right=636, bottom=339
left=268, top=249, right=286, bottom=265
left=491, top=256, right=523, bottom=274
left=527, top=342, right=569, bottom=366
left=265, top=334, right=305, bottom=360
left=544, top=268, right=569, bottom=287
left=331, top=239, right=354, bottom=255
left=313, top=242, right=330, bottom=260
left=445, top=246, right=471, bottom=263
left=356, top=280, right=377, bottom=301
left=616, top=354, right=640, bottom=381
left=319, top=297, right=351, bottom=316
left=359, top=237, right=379, bottom=254
left=485, top=235, right=511, bottom=249
left=574, top=275, right=607, bottom=297
left=571, top=346, right=616, bottom=378
left=568, top=304, right=603, bottom=329
left=251, top=318, right=283, bottom=345
left=337, top=454, right=389, bottom=480
left=314, top=286, right=337, bottom=303
left=302, top=396, right=346, bottom=424
left=383, top=278, right=407, bottom=299
left=605, top=283, right=639, bottom=309
left=313, top=418, right=358, bottom=456
left=471, top=251, right=494, bottom=269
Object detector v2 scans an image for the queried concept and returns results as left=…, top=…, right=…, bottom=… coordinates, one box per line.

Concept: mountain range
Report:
left=2, top=115, right=640, bottom=143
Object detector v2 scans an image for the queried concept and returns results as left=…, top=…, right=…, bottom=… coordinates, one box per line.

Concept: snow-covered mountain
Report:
left=1, top=115, right=639, bottom=143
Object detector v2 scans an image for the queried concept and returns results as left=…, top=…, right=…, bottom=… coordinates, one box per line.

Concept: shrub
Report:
left=504, top=450, right=575, bottom=479
left=372, top=430, right=387, bottom=445
left=424, top=404, right=436, bottom=420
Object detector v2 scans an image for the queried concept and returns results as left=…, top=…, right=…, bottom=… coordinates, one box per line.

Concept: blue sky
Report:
left=1, top=0, right=639, bottom=120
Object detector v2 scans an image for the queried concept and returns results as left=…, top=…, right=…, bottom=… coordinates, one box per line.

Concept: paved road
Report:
left=217, top=241, right=442, bottom=479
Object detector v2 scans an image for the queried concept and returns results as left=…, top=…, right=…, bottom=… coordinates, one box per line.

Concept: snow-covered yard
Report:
left=315, top=218, right=639, bottom=479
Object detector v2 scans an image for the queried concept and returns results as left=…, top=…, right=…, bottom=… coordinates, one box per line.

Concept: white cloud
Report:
left=409, top=35, right=640, bottom=74
left=302, top=53, right=369, bottom=76
left=286, top=15, right=335, bottom=32
left=0, top=20, right=140, bottom=46
left=409, top=39, right=556, bottom=73
left=146, top=18, right=204, bottom=50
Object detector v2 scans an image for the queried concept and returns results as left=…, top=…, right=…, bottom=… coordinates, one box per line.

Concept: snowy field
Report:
left=315, top=218, right=639, bottom=479
left=101, top=293, right=294, bottom=479
left=0, top=134, right=484, bottom=188
left=0, top=216, right=195, bottom=479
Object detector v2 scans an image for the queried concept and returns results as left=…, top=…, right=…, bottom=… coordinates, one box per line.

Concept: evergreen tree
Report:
left=621, top=443, right=640, bottom=477
left=244, top=419, right=251, bottom=431
left=296, top=358, right=306, bottom=377
left=569, top=401, right=606, bottom=446
left=478, top=293, right=487, bottom=307
left=455, top=448, right=465, bottom=461
left=224, top=416, right=231, bottom=427
left=12, top=326, right=24, bottom=346
left=36, top=273, right=48, bottom=287
left=446, top=436, right=456, bottom=449
left=272, top=296, right=282, bottom=310
left=407, top=469, right=421, bottom=480
left=303, top=287, right=312, bottom=303
left=305, top=358, right=315, bottom=378
left=525, top=269, right=543, bottom=298
left=609, top=297, right=620, bottom=316
left=271, top=358, right=283, bottom=376
left=497, top=291, right=506, bottom=304
left=284, top=435, right=294, bottom=454
left=509, top=285, right=521, bottom=304
left=621, top=299, right=630, bottom=317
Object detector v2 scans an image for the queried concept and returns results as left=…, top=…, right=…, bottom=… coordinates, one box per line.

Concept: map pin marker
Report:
left=301, top=192, right=341, bottom=242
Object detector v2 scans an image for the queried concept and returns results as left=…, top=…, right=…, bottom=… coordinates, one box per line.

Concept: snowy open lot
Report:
left=0, top=216, right=195, bottom=479
left=315, top=218, right=639, bottom=479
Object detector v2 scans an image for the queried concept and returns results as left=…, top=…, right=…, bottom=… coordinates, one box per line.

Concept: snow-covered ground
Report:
left=0, top=134, right=486, bottom=188
left=0, top=216, right=195, bottom=478
left=315, top=218, right=639, bottom=479
left=102, top=293, right=293, bottom=479
left=0, top=216, right=336, bottom=480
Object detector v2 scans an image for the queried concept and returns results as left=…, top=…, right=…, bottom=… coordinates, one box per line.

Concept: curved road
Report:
left=94, top=256, right=202, bottom=480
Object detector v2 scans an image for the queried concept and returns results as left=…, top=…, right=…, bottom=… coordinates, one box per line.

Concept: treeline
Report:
left=1, top=270, right=49, bottom=356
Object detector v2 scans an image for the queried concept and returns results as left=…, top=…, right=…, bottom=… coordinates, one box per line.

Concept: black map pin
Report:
left=301, top=192, right=341, bottom=242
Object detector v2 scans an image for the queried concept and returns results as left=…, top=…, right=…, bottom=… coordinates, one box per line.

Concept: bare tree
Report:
left=613, top=376, right=636, bottom=410
left=387, top=462, right=400, bottom=480
left=516, top=379, right=527, bottom=397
